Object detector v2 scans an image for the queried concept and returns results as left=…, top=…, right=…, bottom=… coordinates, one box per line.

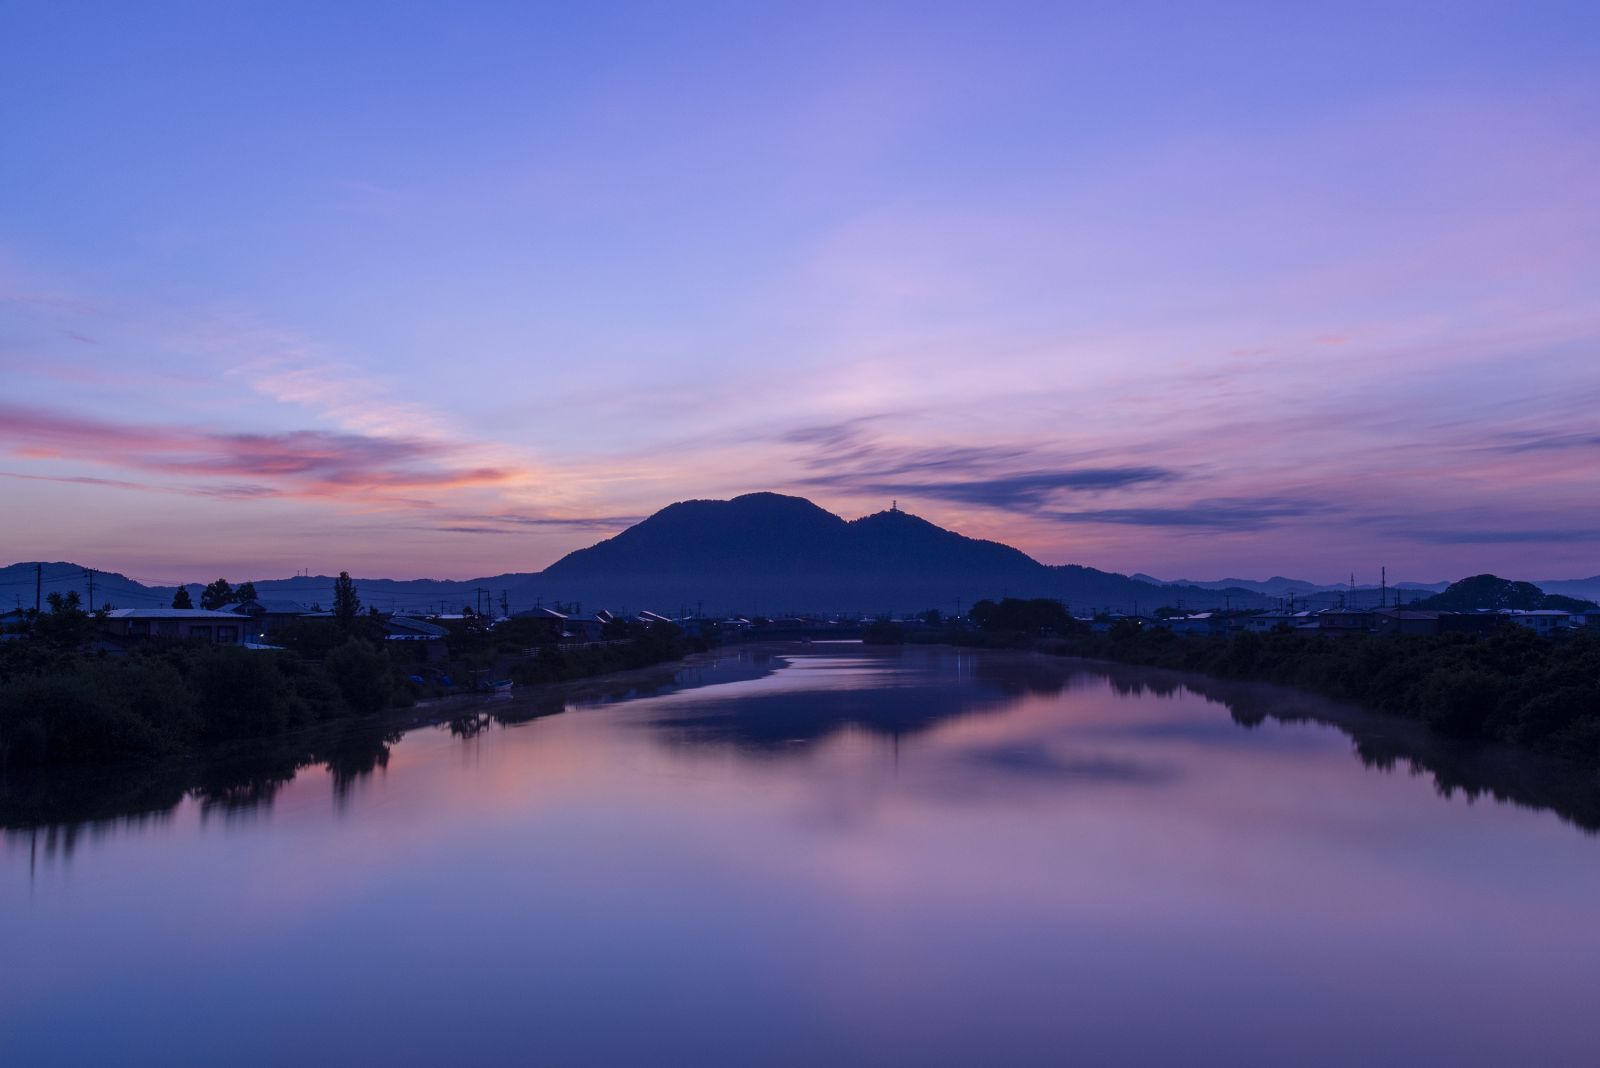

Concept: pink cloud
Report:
left=0, top=403, right=532, bottom=505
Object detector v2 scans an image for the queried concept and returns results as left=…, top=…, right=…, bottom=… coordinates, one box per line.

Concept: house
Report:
left=384, top=614, right=449, bottom=661
left=1316, top=609, right=1376, bottom=635
left=1371, top=608, right=1446, bottom=637
left=1242, top=610, right=1299, bottom=633
left=230, top=597, right=312, bottom=640
left=508, top=608, right=569, bottom=643
left=100, top=608, right=248, bottom=644
left=565, top=610, right=617, bottom=642
left=1437, top=613, right=1505, bottom=636
left=1165, top=612, right=1228, bottom=636
left=1502, top=610, right=1572, bottom=635
left=385, top=614, right=448, bottom=639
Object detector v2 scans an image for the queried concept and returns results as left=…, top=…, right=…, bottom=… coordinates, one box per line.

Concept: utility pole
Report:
left=500, top=590, right=509, bottom=617
left=35, top=563, right=42, bottom=613
left=83, top=568, right=98, bottom=612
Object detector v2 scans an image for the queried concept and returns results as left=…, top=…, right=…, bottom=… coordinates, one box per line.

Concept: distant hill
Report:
left=1410, top=574, right=1597, bottom=613
left=1534, top=576, right=1600, bottom=603
left=1131, top=573, right=1451, bottom=598
left=0, top=495, right=1266, bottom=616
left=0, top=562, right=182, bottom=612
left=5, top=496, right=1592, bottom=617
left=1131, top=574, right=1331, bottom=596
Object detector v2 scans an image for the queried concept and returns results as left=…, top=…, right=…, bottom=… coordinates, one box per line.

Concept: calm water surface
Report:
left=4, top=645, right=1599, bottom=1066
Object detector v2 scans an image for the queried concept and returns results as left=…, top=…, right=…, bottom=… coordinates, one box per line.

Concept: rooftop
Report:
left=104, top=609, right=247, bottom=620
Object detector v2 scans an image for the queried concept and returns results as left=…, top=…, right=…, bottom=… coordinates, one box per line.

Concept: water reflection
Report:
left=4, top=645, right=1599, bottom=853
left=0, top=650, right=781, bottom=851
left=5, top=645, right=1600, bottom=1066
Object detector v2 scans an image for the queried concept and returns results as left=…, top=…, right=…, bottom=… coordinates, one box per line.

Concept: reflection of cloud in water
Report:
left=1077, top=659, right=1600, bottom=834
left=968, top=743, right=1177, bottom=786
left=8, top=644, right=1600, bottom=859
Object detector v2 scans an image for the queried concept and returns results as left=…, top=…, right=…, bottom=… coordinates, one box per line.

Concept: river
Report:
left=3, top=644, right=1598, bottom=1065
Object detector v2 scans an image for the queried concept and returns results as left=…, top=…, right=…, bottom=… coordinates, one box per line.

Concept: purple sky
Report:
left=2, top=2, right=1597, bottom=583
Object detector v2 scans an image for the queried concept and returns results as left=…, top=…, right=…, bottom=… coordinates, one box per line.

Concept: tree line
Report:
left=0, top=572, right=698, bottom=769
left=0, top=574, right=399, bottom=768
left=866, top=597, right=1600, bottom=767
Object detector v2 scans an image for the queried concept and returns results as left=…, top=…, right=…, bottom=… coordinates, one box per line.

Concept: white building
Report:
left=1501, top=609, right=1572, bottom=635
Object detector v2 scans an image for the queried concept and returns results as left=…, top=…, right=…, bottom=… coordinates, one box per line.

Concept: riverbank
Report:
left=0, top=625, right=697, bottom=771
left=873, top=623, right=1600, bottom=769
left=0, top=645, right=751, bottom=831
left=1058, top=655, right=1600, bottom=833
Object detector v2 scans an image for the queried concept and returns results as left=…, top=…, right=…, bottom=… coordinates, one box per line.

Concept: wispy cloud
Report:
left=0, top=402, right=529, bottom=505
left=0, top=469, right=283, bottom=501
left=476, top=513, right=643, bottom=529
left=1483, top=431, right=1600, bottom=454
left=779, top=419, right=1177, bottom=512
left=802, top=468, right=1177, bottom=510
left=239, top=358, right=455, bottom=440
left=431, top=512, right=642, bottom=537
left=1047, top=498, right=1330, bottom=531
left=1397, top=528, right=1600, bottom=545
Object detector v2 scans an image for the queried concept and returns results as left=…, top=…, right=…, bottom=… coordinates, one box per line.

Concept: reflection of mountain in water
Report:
left=6, top=647, right=1600, bottom=852
left=644, top=649, right=1062, bottom=750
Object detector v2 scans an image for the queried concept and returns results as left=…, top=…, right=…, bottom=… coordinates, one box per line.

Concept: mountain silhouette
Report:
left=539, top=492, right=1254, bottom=614
left=14, top=494, right=1589, bottom=616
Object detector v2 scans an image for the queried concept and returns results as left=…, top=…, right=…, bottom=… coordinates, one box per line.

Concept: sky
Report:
left=2, top=1, right=1598, bottom=584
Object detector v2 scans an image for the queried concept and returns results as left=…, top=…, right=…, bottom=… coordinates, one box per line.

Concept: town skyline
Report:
left=4, top=3, right=1599, bottom=583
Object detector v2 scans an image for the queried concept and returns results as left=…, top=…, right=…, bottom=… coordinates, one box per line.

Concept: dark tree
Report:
left=970, top=597, right=1076, bottom=636
left=36, top=591, right=96, bottom=649
left=236, top=581, right=258, bottom=602
left=171, top=585, right=194, bottom=609
left=48, top=590, right=81, bottom=613
left=333, top=571, right=361, bottom=627
left=200, top=578, right=235, bottom=611
left=863, top=618, right=906, bottom=644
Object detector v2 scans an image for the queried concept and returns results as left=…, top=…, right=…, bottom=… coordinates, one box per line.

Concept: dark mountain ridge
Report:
left=6, top=493, right=1591, bottom=616
left=540, top=493, right=1255, bottom=614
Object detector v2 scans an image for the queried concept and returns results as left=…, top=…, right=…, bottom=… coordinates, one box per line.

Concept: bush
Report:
left=324, top=640, right=393, bottom=715
left=863, top=619, right=905, bottom=645
left=1416, top=669, right=1502, bottom=736
left=190, top=647, right=295, bottom=738
left=0, top=673, right=166, bottom=765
